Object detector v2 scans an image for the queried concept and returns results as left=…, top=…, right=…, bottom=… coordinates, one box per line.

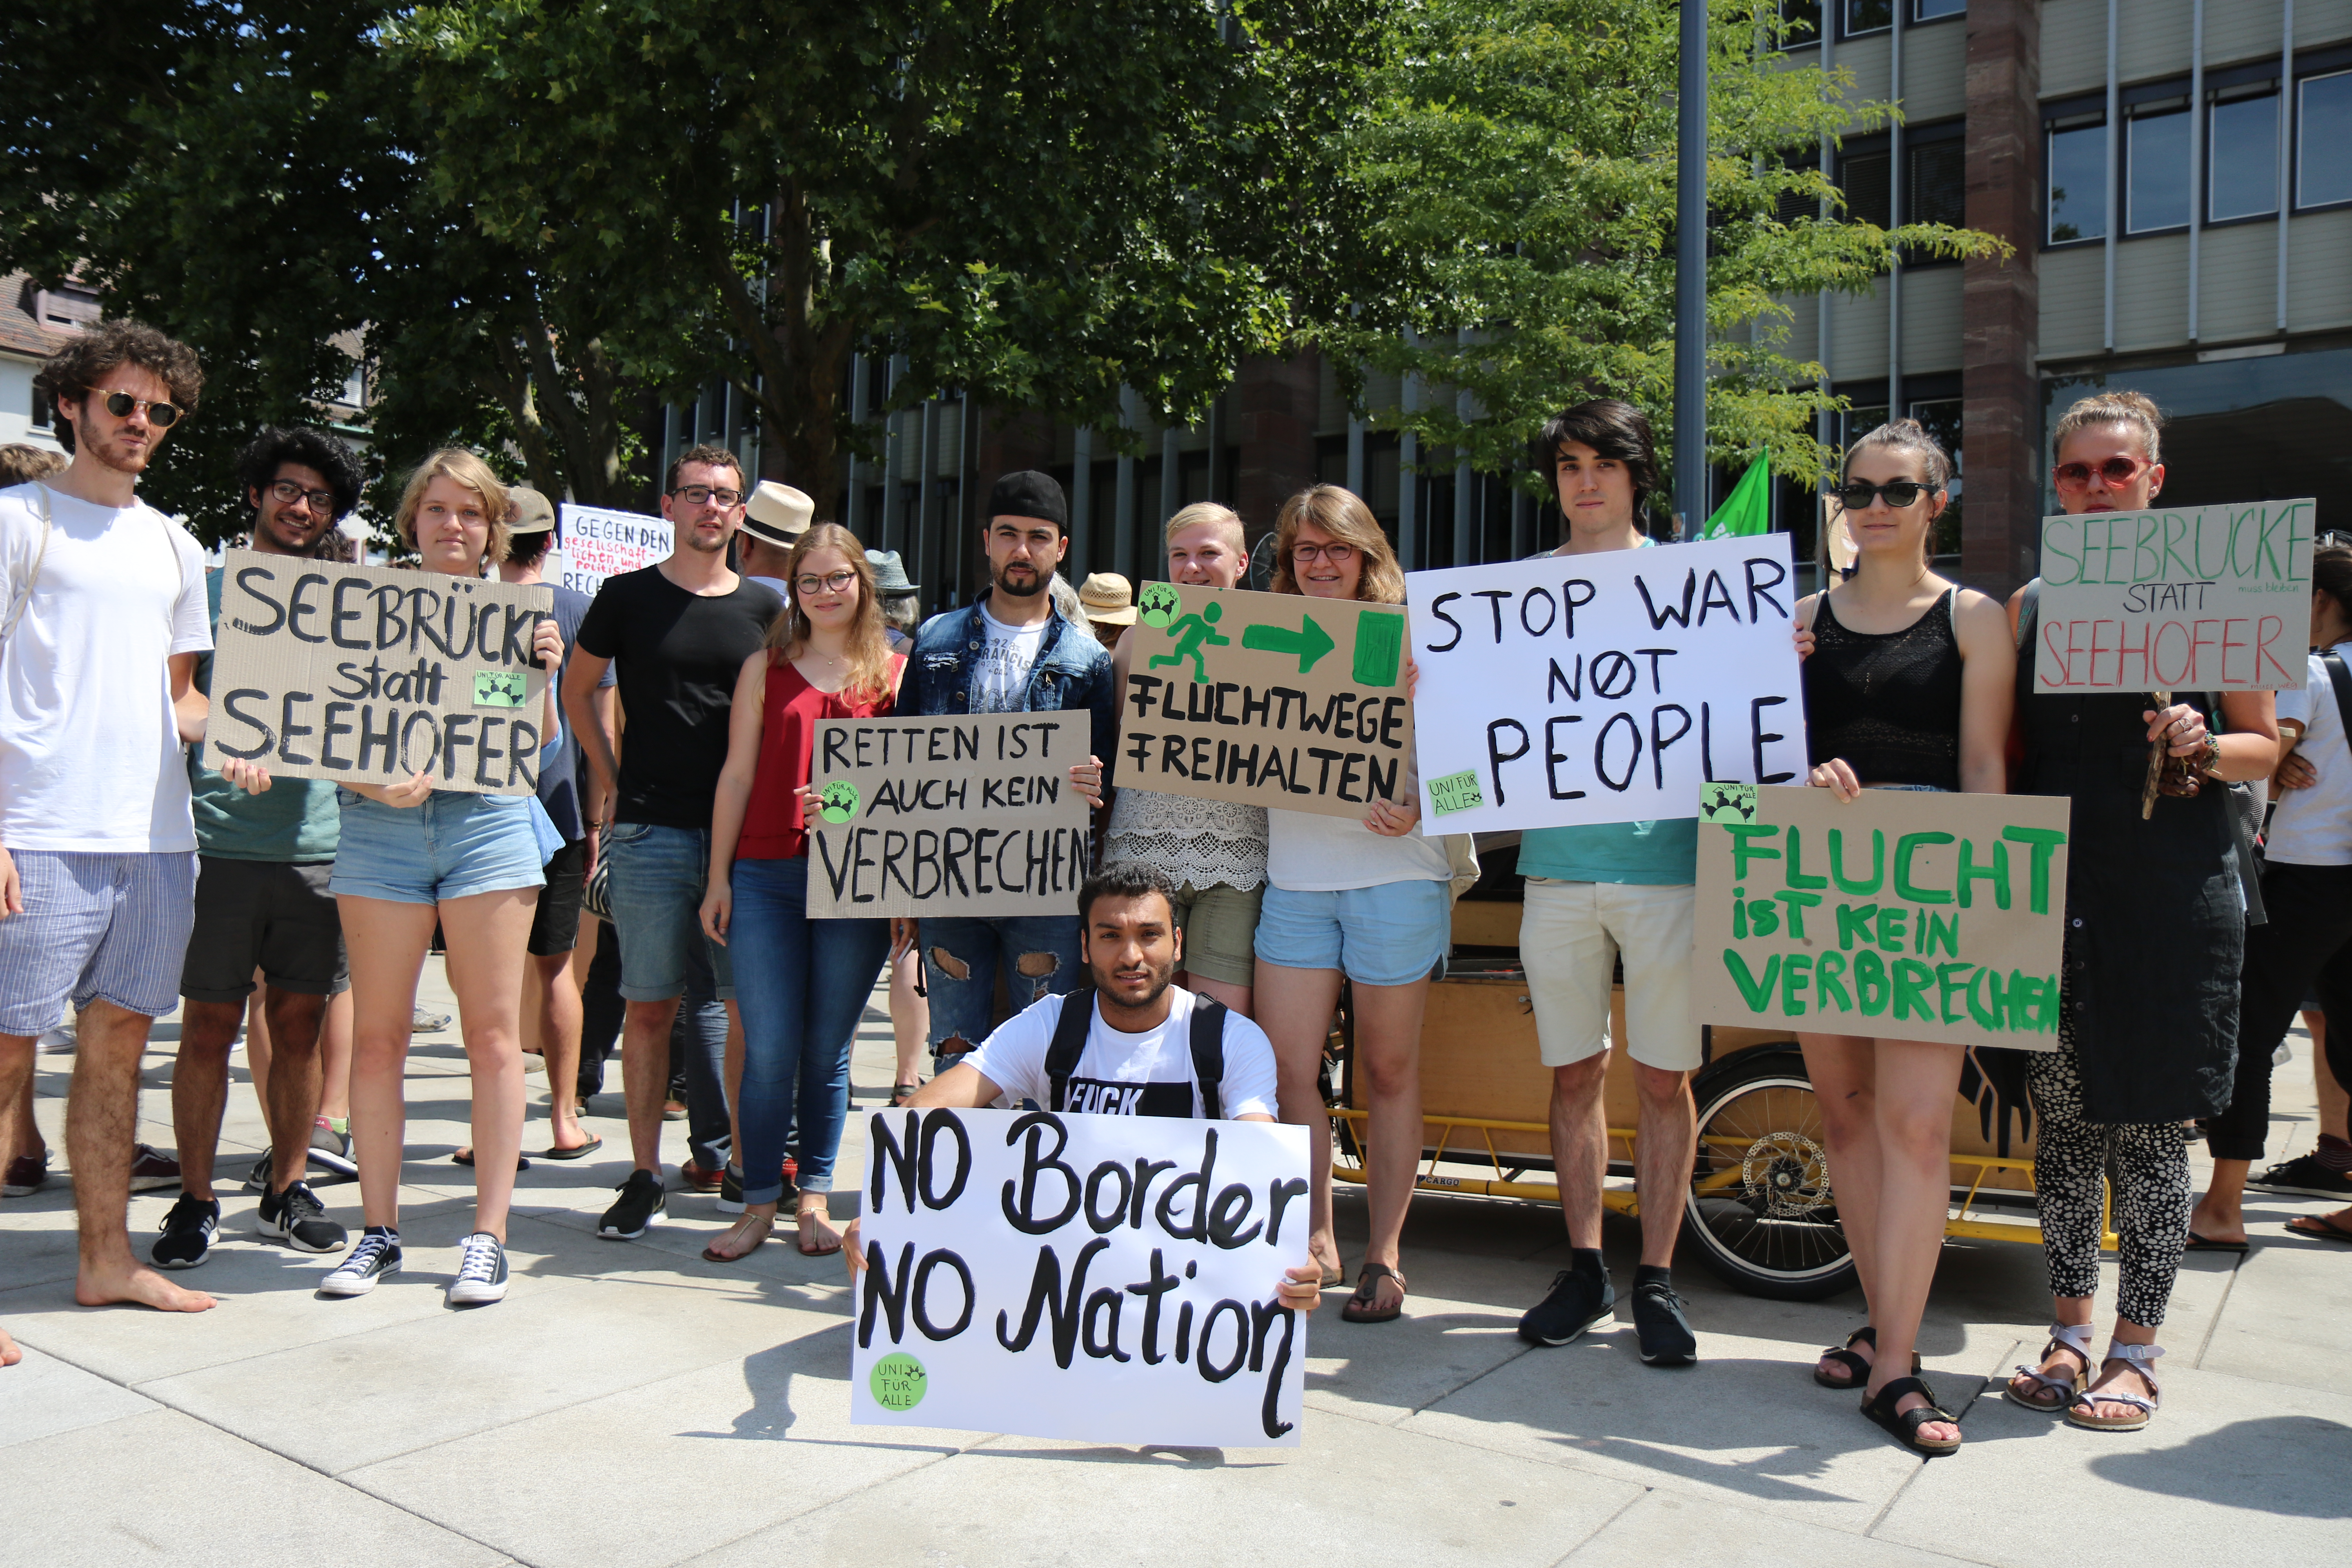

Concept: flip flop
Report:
left=1340, top=1262, right=1406, bottom=1323
left=539, top=1136, right=604, bottom=1162
left=2286, top=1212, right=2352, bottom=1243
left=452, top=1149, right=531, bottom=1171
left=2183, top=1231, right=2250, bottom=1254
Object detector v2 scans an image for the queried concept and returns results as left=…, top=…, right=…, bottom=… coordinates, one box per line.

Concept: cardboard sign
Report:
left=2034, top=499, right=2314, bottom=691
left=1691, top=784, right=2070, bottom=1051
left=850, top=1107, right=1311, bottom=1447
left=807, top=715, right=1094, bottom=918
left=204, top=552, right=553, bottom=796
left=555, top=503, right=672, bottom=598
left=1406, top=534, right=1808, bottom=833
left=1116, top=583, right=1413, bottom=820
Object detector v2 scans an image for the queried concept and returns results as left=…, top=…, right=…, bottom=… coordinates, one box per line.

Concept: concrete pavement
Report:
left=3, top=962, right=2348, bottom=1568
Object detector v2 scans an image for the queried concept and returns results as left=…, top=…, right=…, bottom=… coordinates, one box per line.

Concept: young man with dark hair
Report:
left=153, top=425, right=370, bottom=1270
left=567, top=444, right=782, bottom=1238
left=0, top=320, right=214, bottom=1316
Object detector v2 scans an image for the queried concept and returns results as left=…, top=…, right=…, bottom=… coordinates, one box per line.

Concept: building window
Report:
left=31, top=387, right=53, bottom=431
left=1842, top=0, right=1891, bottom=37
left=1779, top=0, right=1820, bottom=44
left=1908, top=133, right=1967, bottom=229
left=1839, top=144, right=1891, bottom=231
left=2301, top=71, right=2352, bottom=209
left=2126, top=103, right=2192, bottom=233
left=1914, top=0, right=1964, bottom=19
left=2045, top=118, right=2108, bottom=243
left=2209, top=87, right=2279, bottom=222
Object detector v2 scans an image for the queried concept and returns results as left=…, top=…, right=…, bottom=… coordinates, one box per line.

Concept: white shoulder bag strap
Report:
left=3, top=484, right=58, bottom=642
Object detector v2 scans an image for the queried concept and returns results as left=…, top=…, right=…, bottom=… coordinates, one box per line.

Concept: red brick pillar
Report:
left=1961, top=0, right=2043, bottom=597
left=1230, top=352, right=1320, bottom=546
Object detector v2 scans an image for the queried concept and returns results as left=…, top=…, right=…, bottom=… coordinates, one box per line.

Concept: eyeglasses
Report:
left=1290, top=542, right=1357, bottom=565
left=670, top=484, right=744, bottom=508
left=1834, top=479, right=1929, bottom=510
left=94, top=390, right=181, bottom=427
left=267, top=479, right=337, bottom=514
left=2053, top=455, right=2153, bottom=491
left=794, top=569, right=858, bottom=595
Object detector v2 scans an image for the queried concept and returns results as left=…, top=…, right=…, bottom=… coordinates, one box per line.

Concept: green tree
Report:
left=1312, top=0, right=2007, bottom=508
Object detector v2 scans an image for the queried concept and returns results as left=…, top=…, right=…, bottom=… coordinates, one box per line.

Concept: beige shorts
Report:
left=1519, top=878, right=1699, bottom=1072
left=1172, top=880, right=1265, bottom=990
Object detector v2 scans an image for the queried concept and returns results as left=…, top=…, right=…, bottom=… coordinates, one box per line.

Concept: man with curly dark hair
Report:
left=0, top=319, right=216, bottom=1318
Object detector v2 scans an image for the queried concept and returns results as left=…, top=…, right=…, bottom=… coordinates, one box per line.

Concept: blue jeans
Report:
left=920, top=915, right=1085, bottom=1055
left=604, top=822, right=735, bottom=1001
left=729, top=857, right=891, bottom=1201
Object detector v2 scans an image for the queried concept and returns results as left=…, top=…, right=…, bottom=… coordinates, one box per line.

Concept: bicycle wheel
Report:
left=1685, top=1049, right=1858, bottom=1300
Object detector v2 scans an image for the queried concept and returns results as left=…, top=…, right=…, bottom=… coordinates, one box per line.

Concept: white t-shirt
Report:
left=969, top=602, right=1047, bottom=713
left=0, top=483, right=211, bottom=852
left=2267, top=644, right=2352, bottom=866
left=964, top=986, right=1278, bottom=1120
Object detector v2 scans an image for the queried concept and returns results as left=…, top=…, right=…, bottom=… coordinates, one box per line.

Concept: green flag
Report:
left=1700, top=450, right=1771, bottom=539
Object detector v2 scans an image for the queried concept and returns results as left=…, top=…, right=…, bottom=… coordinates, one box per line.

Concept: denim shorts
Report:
left=0, top=850, right=197, bottom=1031
left=1253, top=878, right=1451, bottom=987
left=330, top=789, right=545, bottom=906
left=604, top=821, right=735, bottom=1002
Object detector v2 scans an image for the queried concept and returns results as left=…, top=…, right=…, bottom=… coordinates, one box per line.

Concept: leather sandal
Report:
left=701, top=1212, right=773, bottom=1263
left=890, top=1083, right=922, bottom=1108
left=2005, top=1321, right=2095, bottom=1412
left=1814, top=1325, right=1921, bottom=1390
left=2067, top=1341, right=2163, bottom=1432
left=1861, top=1375, right=1963, bottom=1456
left=1340, top=1261, right=1407, bottom=1323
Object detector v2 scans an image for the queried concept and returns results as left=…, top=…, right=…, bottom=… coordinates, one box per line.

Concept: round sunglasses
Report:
left=92, top=390, right=182, bottom=427
left=2053, top=455, right=2154, bottom=490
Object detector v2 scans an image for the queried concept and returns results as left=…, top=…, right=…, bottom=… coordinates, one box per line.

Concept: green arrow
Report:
left=1241, top=613, right=1336, bottom=673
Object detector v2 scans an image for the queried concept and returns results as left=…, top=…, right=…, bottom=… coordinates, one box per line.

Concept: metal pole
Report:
left=1071, top=426, right=1094, bottom=579
left=1672, top=0, right=1708, bottom=539
left=1888, top=0, right=1905, bottom=427
left=2103, top=0, right=2118, bottom=351
left=2189, top=0, right=2205, bottom=341
left=2278, top=0, right=2294, bottom=333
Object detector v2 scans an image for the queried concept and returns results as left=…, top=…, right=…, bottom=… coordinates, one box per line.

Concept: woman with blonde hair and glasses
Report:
left=1105, top=502, right=1269, bottom=1018
left=1254, top=486, right=1450, bottom=1323
left=299, top=448, right=564, bottom=1305
left=699, top=524, right=903, bottom=1260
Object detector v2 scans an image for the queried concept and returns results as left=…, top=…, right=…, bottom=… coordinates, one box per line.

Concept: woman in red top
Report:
left=700, top=524, right=904, bottom=1260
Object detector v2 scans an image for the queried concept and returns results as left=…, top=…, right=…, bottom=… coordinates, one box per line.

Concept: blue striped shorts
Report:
left=0, top=850, right=198, bottom=1033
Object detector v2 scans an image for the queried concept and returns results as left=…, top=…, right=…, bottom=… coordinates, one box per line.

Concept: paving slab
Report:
left=2199, top=1231, right=2352, bottom=1396
left=0, top=1343, right=159, bottom=1451
left=1562, top=1490, right=1984, bottom=1567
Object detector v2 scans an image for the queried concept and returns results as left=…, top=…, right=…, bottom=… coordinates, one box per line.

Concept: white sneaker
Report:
left=319, top=1229, right=402, bottom=1296
left=448, top=1231, right=510, bottom=1305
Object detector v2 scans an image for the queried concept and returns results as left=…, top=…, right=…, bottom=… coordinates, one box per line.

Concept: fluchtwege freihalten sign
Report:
left=1405, top=534, right=1809, bottom=833
left=2034, top=499, right=2314, bottom=691
left=203, top=551, right=553, bottom=797
left=555, top=504, right=672, bottom=598
left=806, top=714, right=1093, bottom=918
left=849, top=1107, right=1311, bottom=1447
left=1116, top=583, right=1413, bottom=820
left=1691, top=784, right=2070, bottom=1051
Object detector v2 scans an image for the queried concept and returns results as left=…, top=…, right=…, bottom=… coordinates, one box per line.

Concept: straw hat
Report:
left=742, top=481, right=813, bottom=548
left=1078, top=572, right=1137, bottom=626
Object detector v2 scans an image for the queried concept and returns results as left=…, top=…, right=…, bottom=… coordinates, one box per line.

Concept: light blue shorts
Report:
left=1253, top=878, right=1451, bottom=987
left=330, top=788, right=545, bottom=906
left=0, top=851, right=196, bottom=1031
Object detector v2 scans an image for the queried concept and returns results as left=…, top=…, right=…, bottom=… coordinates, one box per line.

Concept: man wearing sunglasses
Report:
left=153, top=426, right=368, bottom=1274
left=568, top=444, right=783, bottom=1239
left=0, top=320, right=215, bottom=1319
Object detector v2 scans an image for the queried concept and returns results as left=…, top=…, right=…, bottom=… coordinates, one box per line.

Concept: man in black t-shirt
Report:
left=566, top=444, right=782, bottom=1240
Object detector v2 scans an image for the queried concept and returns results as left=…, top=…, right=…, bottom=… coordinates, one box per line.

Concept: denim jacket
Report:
left=905, top=592, right=1118, bottom=765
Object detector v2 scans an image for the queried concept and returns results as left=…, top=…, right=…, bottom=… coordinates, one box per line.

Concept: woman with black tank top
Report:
left=1793, top=421, right=2016, bottom=1456
left=2001, top=392, right=2278, bottom=1436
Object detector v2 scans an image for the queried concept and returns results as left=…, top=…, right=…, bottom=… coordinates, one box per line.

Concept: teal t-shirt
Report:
left=189, top=568, right=341, bottom=863
left=1513, top=533, right=1695, bottom=886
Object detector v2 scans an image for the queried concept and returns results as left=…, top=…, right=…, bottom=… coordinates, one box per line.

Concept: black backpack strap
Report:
left=2322, top=653, right=2352, bottom=738
left=1189, top=997, right=1227, bottom=1121
left=2014, top=578, right=2040, bottom=653
left=1045, top=987, right=1095, bottom=1114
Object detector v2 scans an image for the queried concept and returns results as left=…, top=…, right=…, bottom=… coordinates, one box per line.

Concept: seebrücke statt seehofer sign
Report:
left=1691, top=783, right=2070, bottom=1051
left=204, top=550, right=554, bottom=797
left=1116, top=583, right=1413, bottom=820
left=2033, top=498, right=2314, bottom=692
left=806, top=714, right=1094, bottom=919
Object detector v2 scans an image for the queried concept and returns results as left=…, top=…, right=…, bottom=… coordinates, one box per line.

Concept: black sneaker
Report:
left=1632, top=1277, right=1699, bottom=1367
left=151, top=1193, right=220, bottom=1269
left=1518, top=1267, right=1614, bottom=1346
left=319, top=1228, right=402, bottom=1296
left=241, top=1150, right=276, bottom=1196
left=256, top=1180, right=349, bottom=1254
left=448, top=1231, right=510, bottom=1305
left=599, top=1169, right=666, bottom=1239
left=2246, top=1153, right=2352, bottom=1201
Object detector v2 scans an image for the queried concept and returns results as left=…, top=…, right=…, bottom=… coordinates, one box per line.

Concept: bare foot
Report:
left=796, top=1209, right=843, bottom=1257
left=2187, top=1198, right=2246, bottom=1247
left=77, top=1260, right=217, bottom=1312
left=1308, top=1234, right=1343, bottom=1284
left=700, top=1212, right=773, bottom=1263
left=0, top=1323, right=20, bottom=1366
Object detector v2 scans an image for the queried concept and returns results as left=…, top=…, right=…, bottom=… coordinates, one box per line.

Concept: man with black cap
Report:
left=739, top=480, right=812, bottom=599
left=902, top=470, right=1115, bottom=1069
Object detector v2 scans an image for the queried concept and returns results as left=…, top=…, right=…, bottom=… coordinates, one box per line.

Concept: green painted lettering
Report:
left=1894, top=832, right=1955, bottom=905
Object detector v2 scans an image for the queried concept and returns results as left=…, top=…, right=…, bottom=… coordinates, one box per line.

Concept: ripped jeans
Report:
left=920, top=915, right=1084, bottom=1063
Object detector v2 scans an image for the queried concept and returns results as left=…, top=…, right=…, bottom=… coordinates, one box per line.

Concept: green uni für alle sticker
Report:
left=1700, top=782, right=1758, bottom=824
left=815, top=780, right=862, bottom=823
left=473, top=670, right=528, bottom=709
left=869, top=1351, right=927, bottom=1412
left=1428, top=769, right=1485, bottom=816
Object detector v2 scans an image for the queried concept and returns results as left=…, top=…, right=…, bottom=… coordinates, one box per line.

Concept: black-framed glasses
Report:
left=1290, top=541, right=1357, bottom=564
left=96, top=390, right=181, bottom=427
left=2053, top=455, right=2152, bottom=491
left=267, top=478, right=337, bottom=515
left=794, top=569, right=858, bottom=595
left=1833, top=479, right=1929, bottom=510
left=670, top=484, right=744, bottom=508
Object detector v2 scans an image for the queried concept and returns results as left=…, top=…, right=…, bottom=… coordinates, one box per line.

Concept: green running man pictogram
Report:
left=1146, top=599, right=1230, bottom=682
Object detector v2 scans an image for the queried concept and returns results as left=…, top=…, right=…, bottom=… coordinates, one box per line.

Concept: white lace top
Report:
left=1103, top=787, right=1268, bottom=891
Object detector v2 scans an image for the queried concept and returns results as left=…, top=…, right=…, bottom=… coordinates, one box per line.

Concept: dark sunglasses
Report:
left=95, top=390, right=181, bottom=427
left=2052, top=455, right=2152, bottom=490
left=1833, top=479, right=1928, bottom=510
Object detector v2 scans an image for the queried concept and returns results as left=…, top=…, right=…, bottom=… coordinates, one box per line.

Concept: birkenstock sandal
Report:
left=1340, top=1261, right=1407, bottom=1323
left=2006, top=1321, right=2095, bottom=1411
left=2067, top=1341, right=2163, bottom=1432
left=1814, top=1326, right=1921, bottom=1389
left=1861, top=1375, right=1962, bottom=1456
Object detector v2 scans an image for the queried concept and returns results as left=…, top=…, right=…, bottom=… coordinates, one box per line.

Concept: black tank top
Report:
left=1802, top=587, right=1965, bottom=790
